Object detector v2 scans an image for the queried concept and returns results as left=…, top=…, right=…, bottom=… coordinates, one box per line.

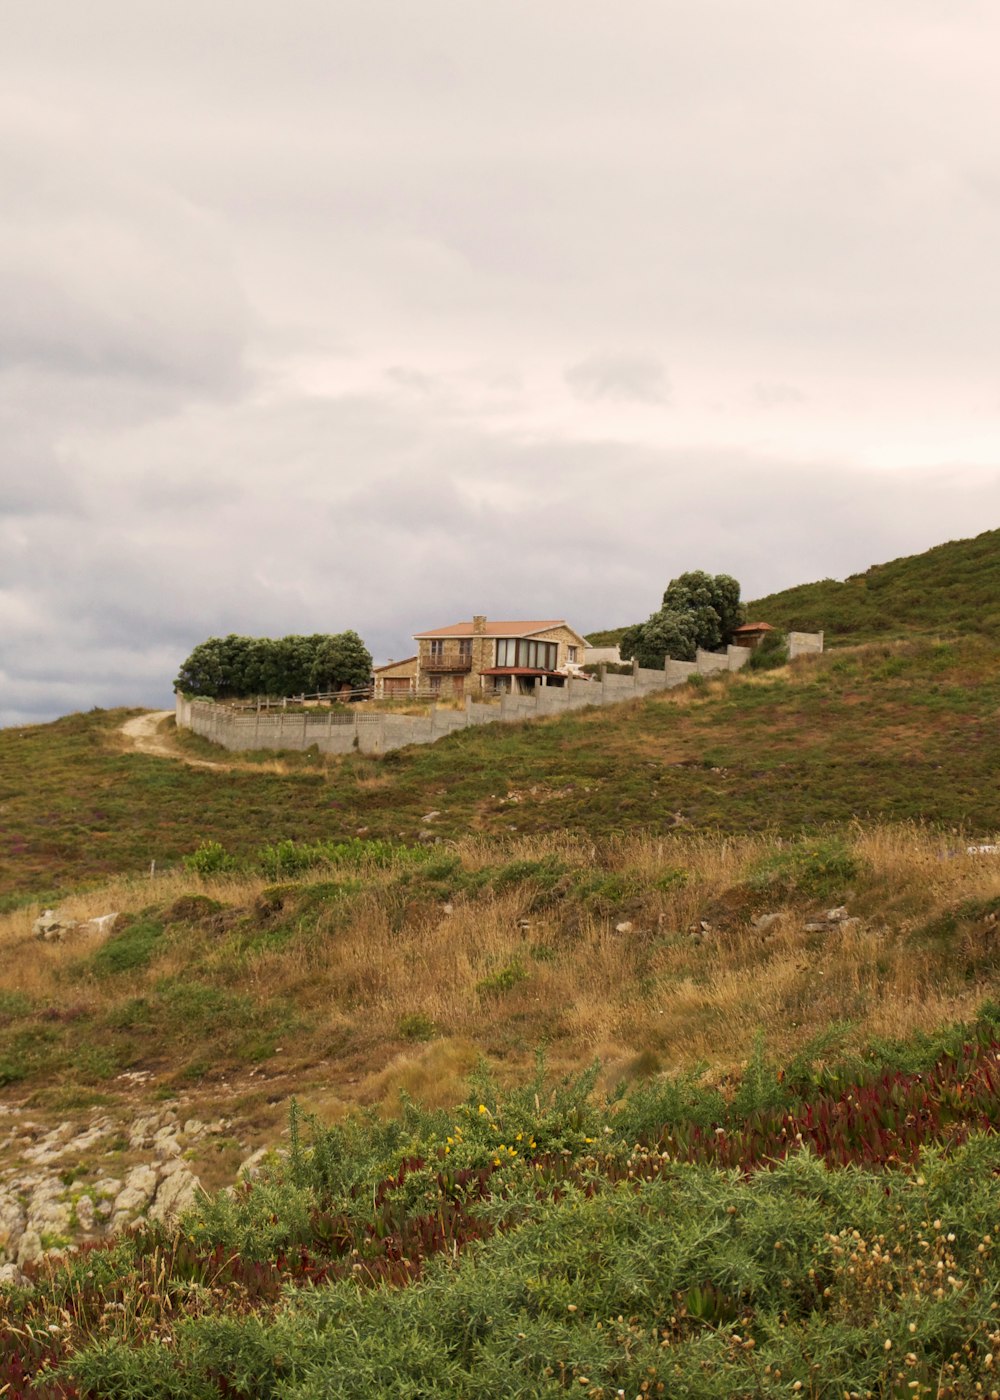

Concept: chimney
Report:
left=473, top=614, right=487, bottom=635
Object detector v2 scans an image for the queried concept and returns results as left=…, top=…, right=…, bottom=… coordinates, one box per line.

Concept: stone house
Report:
left=373, top=616, right=589, bottom=699
left=372, top=655, right=419, bottom=699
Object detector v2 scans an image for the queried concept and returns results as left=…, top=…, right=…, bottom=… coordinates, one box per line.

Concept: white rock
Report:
left=825, top=907, right=849, bottom=922
left=0, top=1262, right=29, bottom=1288
left=152, top=1125, right=182, bottom=1160
left=236, top=1147, right=270, bottom=1181
left=74, top=1195, right=96, bottom=1233
left=16, top=1230, right=42, bottom=1268
left=33, top=910, right=78, bottom=940
left=25, top=1179, right=72, bottom=1245
left=23, top=1122, right=74, bottom=1165
left=128, top=1115, right=168, bottom=1151
left=615, top=921, right=634, bottom=935
left=110, top=1164, right=159, bottom=1230
left=0, top=1191, right=26, bottom=1258
left=75, top=913, right=119, bottom=937
left=148, top=1167, right=200, bottom=1226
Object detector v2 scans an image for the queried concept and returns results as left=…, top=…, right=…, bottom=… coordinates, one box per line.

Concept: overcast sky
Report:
left=3, top=2, right=1000, bottom=724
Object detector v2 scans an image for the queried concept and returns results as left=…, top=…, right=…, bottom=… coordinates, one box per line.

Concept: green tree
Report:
left=310, top=630, right=373, bottom=693
left=620, top=571, right=745, bottom=668
left=174, top=630, right=373, bottom=699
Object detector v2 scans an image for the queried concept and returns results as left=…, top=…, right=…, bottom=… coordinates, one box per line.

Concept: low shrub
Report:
left=182, top=840, right=237, bottom=876
left=89, top=918, right=165, bottom=978
left=476, top=959, right=528, bottom=998
left=747, top=835, right=860, bottom=901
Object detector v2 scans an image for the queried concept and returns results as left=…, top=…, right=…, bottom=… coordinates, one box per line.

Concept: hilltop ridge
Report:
left=586, top=526, right=1000, bottom=648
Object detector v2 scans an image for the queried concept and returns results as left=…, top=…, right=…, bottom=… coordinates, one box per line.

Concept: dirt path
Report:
left=119, top=710, right=226, bottom=769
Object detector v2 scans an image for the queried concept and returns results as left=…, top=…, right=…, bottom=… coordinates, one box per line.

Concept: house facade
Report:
left=372, top=655, right=419, bottom=698
left=373, top=616, right=589, bottom=699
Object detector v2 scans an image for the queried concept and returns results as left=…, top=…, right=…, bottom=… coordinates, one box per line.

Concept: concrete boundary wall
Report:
left=789, top=630, right=824, bottom=659
left=176, top=631, right=824, bottom=757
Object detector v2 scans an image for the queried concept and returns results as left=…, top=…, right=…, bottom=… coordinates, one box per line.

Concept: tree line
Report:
left=174, top=632, right=373, bottom=699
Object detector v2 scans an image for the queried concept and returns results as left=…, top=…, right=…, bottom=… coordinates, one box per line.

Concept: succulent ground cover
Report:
left=6, top=1041, right=1000, bottom=1396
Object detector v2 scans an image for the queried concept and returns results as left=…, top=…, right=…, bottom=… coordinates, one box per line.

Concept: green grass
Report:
left=4, top=635, right=1000, bottom=901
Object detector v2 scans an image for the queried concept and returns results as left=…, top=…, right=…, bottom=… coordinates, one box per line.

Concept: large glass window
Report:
left=430, top=639, right=444, bottom=659
left=494, top=638, right=558, bottom=669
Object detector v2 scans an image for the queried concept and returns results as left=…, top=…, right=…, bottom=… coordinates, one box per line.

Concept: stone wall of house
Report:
left=372, top=656, right=419, bottom=697
left=531, top=623, right=588, bottom=666
left=176, top=633, right=822, bottom=757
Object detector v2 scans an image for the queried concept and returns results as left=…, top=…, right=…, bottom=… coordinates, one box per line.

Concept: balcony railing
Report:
left=423, top=655, right=474, bottom=672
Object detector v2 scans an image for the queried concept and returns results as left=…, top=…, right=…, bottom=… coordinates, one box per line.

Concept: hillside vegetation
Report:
left=587, top=526, right=1000, bottom=648
left=2, top=822, right=999, bottom=1119
left=3, top=635, right=1000, bottom=903
left=4, top=530, right=1000, bottom=1395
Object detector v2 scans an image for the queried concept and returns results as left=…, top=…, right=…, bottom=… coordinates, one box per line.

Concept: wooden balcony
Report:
left=423, top=655, right=474, bottom=673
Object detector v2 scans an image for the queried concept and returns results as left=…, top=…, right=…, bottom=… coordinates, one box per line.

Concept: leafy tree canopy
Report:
left=174, top=631, right=373, bottom=699
left=620, top=571, right=744, bottom=667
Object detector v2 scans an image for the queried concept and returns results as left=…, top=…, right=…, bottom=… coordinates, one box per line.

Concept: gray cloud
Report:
left=565, top=354, right=670, bottom=405
left=1, top=3, right=1000, bottom=724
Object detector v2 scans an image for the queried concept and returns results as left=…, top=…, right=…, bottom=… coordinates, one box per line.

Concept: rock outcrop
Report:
left=0, top=1108, right=230, bottom=1269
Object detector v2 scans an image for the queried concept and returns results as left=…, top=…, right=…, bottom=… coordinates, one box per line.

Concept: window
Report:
left=494, top=638, right=558, bottom=669
left=458, top=638, right=472, bottom=658
left=568, top=646, right=578, bottom=662
left=429, top=639, right=444, bottom=659
left=428, top=674, right=442, bottom=693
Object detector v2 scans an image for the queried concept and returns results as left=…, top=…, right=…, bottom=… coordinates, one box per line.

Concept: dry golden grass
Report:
left=3, top=824, right=1000, bottom=1113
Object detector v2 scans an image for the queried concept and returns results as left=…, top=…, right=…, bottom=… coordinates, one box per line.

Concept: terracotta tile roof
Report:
left=732, top=621, right=775, bottom=633
left=413, top=619, right=567, bottom=639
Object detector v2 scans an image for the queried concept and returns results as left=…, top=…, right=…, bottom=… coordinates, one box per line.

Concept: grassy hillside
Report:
left=5, top=567, right=1000, bottom=1393
left=586, top=526, right=1000, bottom=648
left=3, top=634, right=1000, bottom=903
left=750, top=526, right=1000, bottom=641
left=2, top=822, right=999, bottom=1118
